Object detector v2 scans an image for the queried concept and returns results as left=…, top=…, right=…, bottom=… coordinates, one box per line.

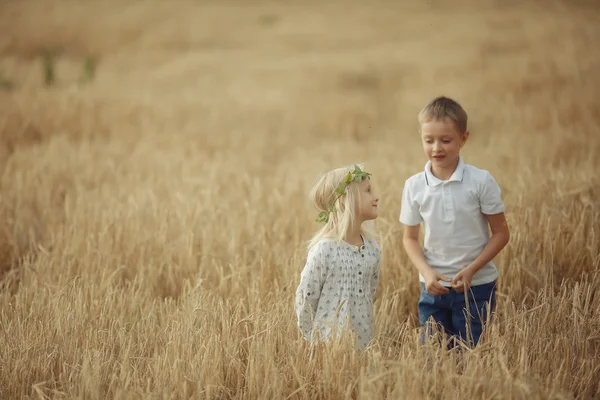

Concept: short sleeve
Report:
left=294, top=243, right=327, bottom=340
left=479, top=172, right=505, bottom=215
left=399, top=181, right=422, bottom=226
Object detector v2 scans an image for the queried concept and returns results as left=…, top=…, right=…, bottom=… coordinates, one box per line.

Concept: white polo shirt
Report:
left=399, top=157, right=505, bottom=287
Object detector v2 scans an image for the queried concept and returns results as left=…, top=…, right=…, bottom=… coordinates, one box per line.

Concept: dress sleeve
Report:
left=370, top=244, right=381, bottom=301
left=294, top=243, right=327, bottom=340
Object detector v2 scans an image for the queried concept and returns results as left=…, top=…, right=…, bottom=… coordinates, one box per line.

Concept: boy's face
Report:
left=420, top=118, right=469, bottom=169
left=355, top=178, right=379, bottom=221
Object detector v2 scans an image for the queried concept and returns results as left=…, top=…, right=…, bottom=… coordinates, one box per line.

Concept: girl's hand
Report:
left=451, top=266, right=476, bottom=293
left=424, top=271, right=452, bottom=296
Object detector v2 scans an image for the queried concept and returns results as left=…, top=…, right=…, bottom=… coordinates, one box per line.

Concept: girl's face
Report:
left=355, top=178, right=379, bottom=221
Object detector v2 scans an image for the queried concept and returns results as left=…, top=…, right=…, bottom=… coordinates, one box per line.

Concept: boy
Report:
left=399, top=96, right=510, bottom=348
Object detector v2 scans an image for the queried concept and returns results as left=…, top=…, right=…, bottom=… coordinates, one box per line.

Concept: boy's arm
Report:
left=452, top=212, right=510, bottom=291
left=471, top=212, right=510, bottom=273
left=403, top=224, right=451, bottom=295
left=452, top=171, right=510, bottom=291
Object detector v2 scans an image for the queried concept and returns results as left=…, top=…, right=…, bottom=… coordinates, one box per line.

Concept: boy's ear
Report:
left=461, top=130, right=470, bottom=146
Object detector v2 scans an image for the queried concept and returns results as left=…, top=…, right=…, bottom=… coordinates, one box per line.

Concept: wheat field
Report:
left=1, top=0, right=599, bottom=398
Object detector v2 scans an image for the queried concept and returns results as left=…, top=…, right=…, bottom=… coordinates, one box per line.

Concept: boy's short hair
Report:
left=418, top=96, right=468, bottom=133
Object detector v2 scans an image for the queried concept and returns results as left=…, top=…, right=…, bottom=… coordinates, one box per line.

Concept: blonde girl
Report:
left=295, top=164, right=381, bottom=351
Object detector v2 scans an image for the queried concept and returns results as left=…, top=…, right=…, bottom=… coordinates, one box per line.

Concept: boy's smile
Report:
left=420, top=118, right=469, bottom=180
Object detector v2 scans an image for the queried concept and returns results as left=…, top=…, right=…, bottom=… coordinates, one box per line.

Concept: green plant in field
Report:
left=40, top=47, right=60, bottom=86
left=0, top=72, right=14, bottom=91
left=258, top=13, right=279, bottom=26
left=316, top=165, right=372, bottom=224
left=81, top=55, right=97, bottom=83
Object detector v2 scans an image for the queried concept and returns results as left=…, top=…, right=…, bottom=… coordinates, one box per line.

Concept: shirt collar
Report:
left=424, top=156, right=465, bottom=187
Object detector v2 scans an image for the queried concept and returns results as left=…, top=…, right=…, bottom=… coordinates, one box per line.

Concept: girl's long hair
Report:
left=307, top=164, right=377, bottom=250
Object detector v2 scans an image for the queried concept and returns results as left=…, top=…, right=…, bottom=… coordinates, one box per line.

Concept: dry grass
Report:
left=1, top=0, right=600, bottom=398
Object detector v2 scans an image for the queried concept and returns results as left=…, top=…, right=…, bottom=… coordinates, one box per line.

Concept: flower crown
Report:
left=316, top=165, right=372, bottom=224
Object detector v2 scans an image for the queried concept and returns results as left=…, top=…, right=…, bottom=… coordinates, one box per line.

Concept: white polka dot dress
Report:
left=294, top=236, right=381, bottom=351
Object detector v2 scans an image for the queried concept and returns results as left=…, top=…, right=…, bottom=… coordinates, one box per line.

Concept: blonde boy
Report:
left=400, top=96, right=510, bottom=347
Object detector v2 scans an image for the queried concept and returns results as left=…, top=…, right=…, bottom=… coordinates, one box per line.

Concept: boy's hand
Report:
left=451, top=266, right=476, bottom=293
left=424, top=271, right=452, bottom=296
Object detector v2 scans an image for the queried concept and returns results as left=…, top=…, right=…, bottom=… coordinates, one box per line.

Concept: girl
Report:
left=295, top=164, right=381, bottom=352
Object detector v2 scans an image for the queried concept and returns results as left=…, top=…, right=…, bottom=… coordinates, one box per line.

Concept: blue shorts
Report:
left=418, top=280, right=497, bottom=347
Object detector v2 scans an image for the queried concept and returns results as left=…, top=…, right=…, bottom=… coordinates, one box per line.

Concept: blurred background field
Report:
left=1, top=0, right=599, bottom=398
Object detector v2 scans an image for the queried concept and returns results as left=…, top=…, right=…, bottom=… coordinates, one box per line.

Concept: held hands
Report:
left=451, top=265, right=476, bottom=293
left=424, top=270, right=452, bottom=296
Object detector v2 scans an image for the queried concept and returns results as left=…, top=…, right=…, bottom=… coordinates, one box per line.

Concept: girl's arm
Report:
left=294, top=245, right=326, bottom=340
left=370, top=247, right=381, bottom=301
